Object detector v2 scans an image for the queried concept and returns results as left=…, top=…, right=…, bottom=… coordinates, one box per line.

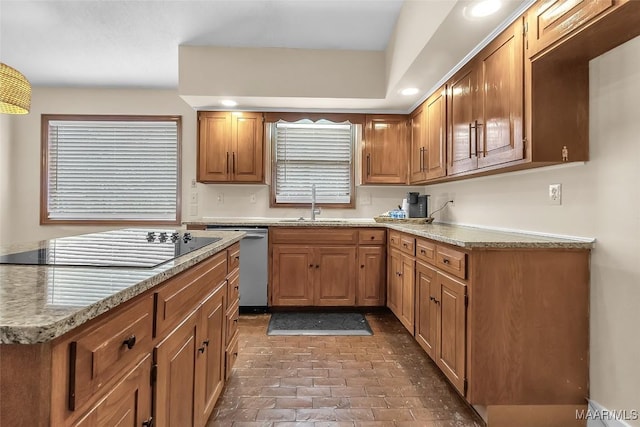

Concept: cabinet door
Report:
left=448, top=65, right=478, bottom=175
left=272, top=245, right=314, bottom=306
left=73, top=355, right=152, bottom=427
left=409, top=106, right=426, bottom=184
left=198, top=112, right=231, bottom=182
left=154, top=309, right=199, bottom=427
left=194, top=285, right=226, bottom=426
left=477, top=19, right=524, bottom=169
left=398, top=252, right=416, bottom=335
left=526, top=0, right=615, bottom=57
left=314, top=246, right=357, bottom=306
left=363, top=115, right=408, bottom=184
left=357, top=246, right=386, bottom=306
left=415, top=262, right=437, bottom=359
left=231, top=112, right=264, bottom=182
left=425, top=87, right=447, bottom=180
left=436, top=273, right=467, bottom=395
left=387, top=249, right=402, bottom=319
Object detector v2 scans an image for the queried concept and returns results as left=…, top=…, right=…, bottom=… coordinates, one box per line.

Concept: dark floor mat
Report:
left=267, top=312, right=373, bottom=336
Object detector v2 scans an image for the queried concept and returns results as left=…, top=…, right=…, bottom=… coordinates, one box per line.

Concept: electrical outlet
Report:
left=549, top=184, right=562, bottom=205
left=190, top=178, right=197, bottom=188
left=190, top=192, right=198, bottom=203
left=249, top=194, right=256, bottom=204
left=217, top=193, right=224, bottom=204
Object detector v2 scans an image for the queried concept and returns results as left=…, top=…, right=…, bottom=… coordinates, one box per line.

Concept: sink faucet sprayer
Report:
left=311, top=184, right=321, bottom=220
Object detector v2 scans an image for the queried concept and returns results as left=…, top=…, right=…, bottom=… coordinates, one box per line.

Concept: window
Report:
left=41, top=115, right=181, bottom=224
left=271, top=120, right=356, bottom=207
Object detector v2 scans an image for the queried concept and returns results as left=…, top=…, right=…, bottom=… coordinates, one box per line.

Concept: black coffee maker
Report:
left=407, top=192, right=429, bottom=218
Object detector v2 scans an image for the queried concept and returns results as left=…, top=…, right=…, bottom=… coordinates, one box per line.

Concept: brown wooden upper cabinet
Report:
left=409, top=86, right=447, bottom=184
left=526, top=0, right=615, bottom=58
left=448, top=18, right=524, bottom=176
left=363, top=114, right=409, bottom=184
left=197, top=111, right=264, bottom=183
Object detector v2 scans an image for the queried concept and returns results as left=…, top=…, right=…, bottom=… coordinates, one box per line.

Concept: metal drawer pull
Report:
left=123, top=335, right=136, bottom=349
left=443, top=258, right=450, bottom=264
left=142, top=417, right=154, bottom=427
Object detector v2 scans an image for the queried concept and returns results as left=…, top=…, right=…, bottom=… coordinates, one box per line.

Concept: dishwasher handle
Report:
left=243, top=234, right=266, bottom=239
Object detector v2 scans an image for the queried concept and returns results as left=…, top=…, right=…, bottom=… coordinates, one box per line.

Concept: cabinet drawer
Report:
left=358, top=229, right=386, bottom=244
left=226, top=300, right=240, bottom=345
left=416, top=239, right=436, bottom=264
left=227, top=269, right=239, bottom=305
left=436, top=245, right=467, bottom=280
left=155, top=252, right=227, bottom=337
left=399, top=235, right=415, bottom=256
left=69, top=295, right=153, bottom=411
left=227, top=242, right=240, bottom=273
left=225, top=331, right=239, bottom=381
left=271, top=227, right=358, bottom=244
left=388, top=231, right=402, bottom=250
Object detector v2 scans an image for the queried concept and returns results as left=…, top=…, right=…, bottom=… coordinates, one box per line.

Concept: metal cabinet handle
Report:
left=203, top=340, right=210, bottom=347
left=142, top=417, right=154, bottom=427
left=232, top=152, right=236, bottom=174
left=226, top=152, right=230, bottom=173
left=468, top=123, right=474, bottom=158
left=420, top=249, right=426, bottom=254
left=475, top=120, right=484, bottom=157
left=360, top=264, right=365, bottom=268
left=315, top=264, right=320, bottom=269
left=366, top=154, right=371, bottom=176
left=123, top=335, right=136, bottom=350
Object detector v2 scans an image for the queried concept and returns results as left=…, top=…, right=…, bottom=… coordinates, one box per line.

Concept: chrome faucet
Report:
left=310, top=184, right=321, bottom=220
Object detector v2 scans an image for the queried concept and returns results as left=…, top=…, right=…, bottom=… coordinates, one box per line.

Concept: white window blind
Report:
left=45, top=117, right=179, bottom=222
left=273, top=121, right=354, bottom=204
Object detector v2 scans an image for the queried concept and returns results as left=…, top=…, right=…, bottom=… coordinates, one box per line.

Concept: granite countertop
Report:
left=187, top=217, right=594, bottom=249
left=0, top=229, right=244, bottom=344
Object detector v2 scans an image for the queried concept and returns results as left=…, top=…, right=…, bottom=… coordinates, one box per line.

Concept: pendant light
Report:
left=0, top=63, right=31, bottom=114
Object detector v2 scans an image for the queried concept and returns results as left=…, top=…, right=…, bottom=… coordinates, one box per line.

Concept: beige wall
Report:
left=0, top=115, right=11, bottom=244
left=425, top=37, right=640, bottom=424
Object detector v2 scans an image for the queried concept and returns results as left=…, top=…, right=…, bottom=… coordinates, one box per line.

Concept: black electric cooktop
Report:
left=0, top=229, right=221, bottom=268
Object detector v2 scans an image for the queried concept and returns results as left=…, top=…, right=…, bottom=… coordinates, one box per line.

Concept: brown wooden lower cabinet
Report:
left=154, top=307, right=199, bottom=427
left=73, top=354, right=152, bottom=427
left=0, top=244, right=240, bottom=427
left=269, top=228, right=386, bottom=307
left=392, top=230, right=590, bottom=417
left=357, top=245, right=386, bottom=306
left=387, top=247, right=415, bottom=334
left=434, top=271, right=467, bottom=395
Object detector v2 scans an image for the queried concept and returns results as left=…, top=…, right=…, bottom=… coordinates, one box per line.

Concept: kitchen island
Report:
left=0, top=228, right=243, bottom=427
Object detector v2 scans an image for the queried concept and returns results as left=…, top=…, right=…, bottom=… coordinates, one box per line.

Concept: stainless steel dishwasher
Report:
left=206, top=226, right=268, bottom=313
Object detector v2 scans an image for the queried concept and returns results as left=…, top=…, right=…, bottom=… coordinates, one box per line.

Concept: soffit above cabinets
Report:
left=1, top=0, right=530, bottom=112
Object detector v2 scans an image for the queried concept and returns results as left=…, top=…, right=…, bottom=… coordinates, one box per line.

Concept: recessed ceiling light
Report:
left=221, top=99, right=237, bottom=107
left=469, top=0, right=501, bottom=18
left=400, top=88, right=420, bottom=96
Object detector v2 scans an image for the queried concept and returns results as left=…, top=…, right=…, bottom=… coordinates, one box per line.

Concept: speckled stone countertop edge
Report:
left=185, top=218, right=595, bottom=249
left=0, top=232, right=244, bottom=344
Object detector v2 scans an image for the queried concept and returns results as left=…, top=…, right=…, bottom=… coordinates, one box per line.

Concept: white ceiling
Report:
left=0, top=0, right=529, bottom=112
